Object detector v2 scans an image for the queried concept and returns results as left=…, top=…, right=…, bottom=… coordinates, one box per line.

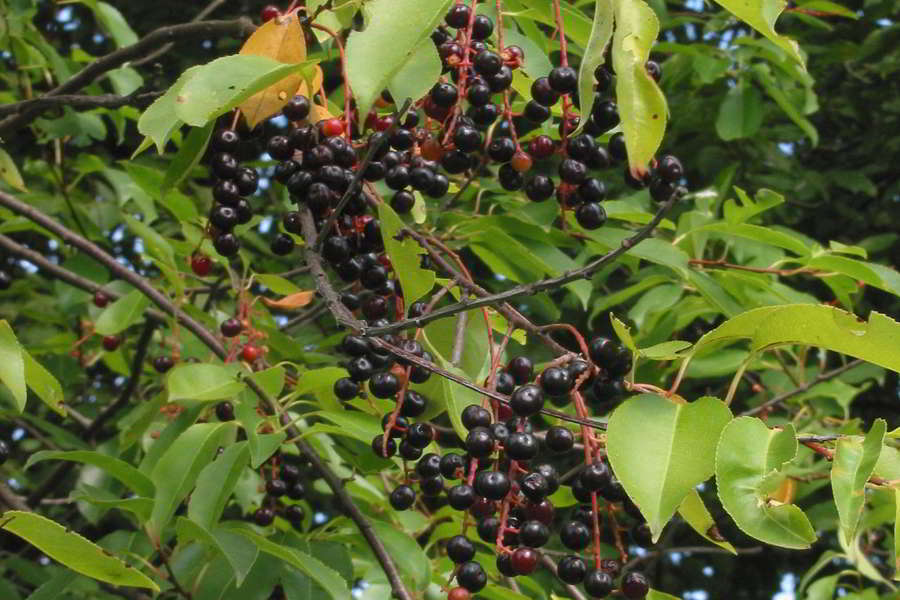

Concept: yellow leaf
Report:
left=237, top=12, right=308, bottom=129
left=260, top=291, right=315, bottom=310
left=298, top=66, right=331, bottom=122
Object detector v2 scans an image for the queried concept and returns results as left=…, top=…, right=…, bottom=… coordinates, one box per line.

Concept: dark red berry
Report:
left=102, top=335, right=121, bottom=351
left=152, top=356, right=174, bottom=373
left=220, top=318, right=242, bottom=338
left=241, top=344, right=262, bottom=362
left=253, top=507, right=275, bottom=526
left=215, top=401, right=234, bottom=421
left=511, top=547, right=538, bottom=575
left=190, top=254, right=212, bottom=277
left=445, top=4, right=471, bottom=28
left=621, top=572, right=651, bottom=599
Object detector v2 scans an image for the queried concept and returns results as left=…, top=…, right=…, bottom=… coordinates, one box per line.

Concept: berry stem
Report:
left=590, top=491, right=604, bottom=569
left=381, top=366, right=412, bottom=456
left=552, top=0, right=569, bottom=67
left=308, top=23, right=353, bottom=138
left=442, top=0, right=481, bottom=145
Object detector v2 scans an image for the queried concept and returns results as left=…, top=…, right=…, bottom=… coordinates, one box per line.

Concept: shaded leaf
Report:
left=0, top=147, right=27, bottom=192
left=93, top=289, right=150, bottom=336
left=0, top=320, right=26, bottom=411
left=832, top=419, right=885, bottom=541
left=378, top=202, right=435, bottom=309
left=678, top=489, right=737, bottom=553
left=188, top=442, right=250, bottom=530
left=574, top=0, right=614, bottom=137
left=711, top=0, right=804, bottom=64
left=25, top=450, right=154, bottom=497
left=167, top=363, right=247, bottom=402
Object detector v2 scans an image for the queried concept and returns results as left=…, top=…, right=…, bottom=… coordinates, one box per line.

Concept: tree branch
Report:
left=0, top=92, right=162, bottom=118
left=740, top=359, right=865, bottom=417
left=0, top=190, right=414, bottom=600
left=363, top=189, right=682, bottom=338
left=0, top=18, right=255, bottom=137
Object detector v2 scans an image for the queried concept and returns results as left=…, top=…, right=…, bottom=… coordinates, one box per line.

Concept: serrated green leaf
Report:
left=162, top=120, right=213, bottom=192
left=0, top=320, right=26, bottom=411
left=387, top=38, right=441, bottom=115
left=715, top=418, right=816, bottom=548
left=345, top=0, right=453, bottom=120
left=574, top=0, right=613, bottom=137
left=832, top=419, right=885, bottom=541
left=22, top=351, right=64, bottom=415
left=612, top=0, right=668, bottom=177
left=0, top=147, right=27, bottom=192
left=176, top=518, right=258, bottom=587
left=608, top=394, right=733, bottom=540
left=25, top=450, right=154, bottom=497
left=610, top=313, right=637, bottom=352
left=690, top=305, right=900, bottom=373
left=716, top=81, right=764, bottom=141
left=640, top=340, right=693, bottom=360
left=167, top=363, right=247, bottom=402
left=711, top=0, right=804, bottom=65
left=0, top=511, right=158, bottom=590
left=188, top=442, right=250, bottom=530
left=93, top=289, right=150, bottom=336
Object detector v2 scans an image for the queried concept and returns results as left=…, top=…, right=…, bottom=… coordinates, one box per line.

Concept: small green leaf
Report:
left=167, top=363, right=247, bottom=402
left=176, top=518, right=258, bottom=587
left=716, top=81, right=763, bottom=140
left=22, top=352, right=64, bottom=415
left=0, top=147, right=27, bottom=192
left=122, top=214, right=175, bottom=268
left=234, top=391, right=285, bottom=468
left=345, top=0, right=453, bottom=120
left=78, top=1, right=138, bottom=47
left=162, top=121, right=213, bottom=192
left=188, top=442, right=250, bottom=530
left=378, top=202, right=435, bottom=309
left=386, top=39, right=441, bottom=112
left=0, top=320, right=26, bottom=411
left=711, top=0, right=804, bottom=65
left=148, top=422, right=231, bottom=538
left=369, top=520, right=431, bottom=590
left=255, top=274, right=302, bottom=295
left=607, top=395, right=733, bottom=540
left=247, top=366, right=285, bottom=399
left=677, top=489, right=737, bottom=553
left=715, top=418, right=816, bottom=548
left=610, top=314, right=637, bottom=352
left=0, top=511, right=158, bottom=590
left=832, top=419, right=886, bottom=541
left=93, top=290, right=150, bottom=336
left=612, top=0, right=668, bottom=177
left=25, top=450, right=154, bottom=497
left=574, top=0, right=614, bottom=137
left=23, top=570, right=78, bottom=600
left=640, top=340, right=693, bottom=360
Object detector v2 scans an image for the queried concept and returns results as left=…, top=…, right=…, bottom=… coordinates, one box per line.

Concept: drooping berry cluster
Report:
left=206, top=128, right=259, bottom=257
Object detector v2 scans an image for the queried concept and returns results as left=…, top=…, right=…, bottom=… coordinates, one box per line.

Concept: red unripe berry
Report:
left=260, top=5, right=280, bottom=22
left=529, top=135, right=555, bottom=159
left=421, top=137, right=445, bottom=162
left=511, top=547, right=539, bottom=575
left=510, top=150, right=533, bottom=173
left=322, top=118, right=344, bottom=137
left=102, top=335, right=121, bottom=352
left=448, top=587, right=471, bottom=600
left=190, top=253, right=212, bottom=277
left=374, top=115, right=394, bottom=132
left=93, top=290, right=109, bottom=308
left=241, top=344, right=262, bottom=362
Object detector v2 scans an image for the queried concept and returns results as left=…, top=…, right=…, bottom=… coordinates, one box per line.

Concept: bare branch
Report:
left=0, top=92, right=163, bottom=117
left=740, top=359, right=865, bottom=417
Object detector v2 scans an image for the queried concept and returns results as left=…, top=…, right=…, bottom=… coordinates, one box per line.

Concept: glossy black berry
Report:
left=267, top=135, right=293, bottom=161
left=369, top=372, right=399, bottom=399
left=592, top=99, right=620, bottom=132
left=608, top=132, right=627, bottom=161
left=398, top=439, right=422, bottom=460
left=420, top=475, right=444, bottom=496
left=498, top=163, right=524, bottom=190
left=270, top=233, right=294, bottom=256
left=657, top=154, right=683, bottom=183
left=454, top=126, right=482, bottom=153
left=457, top=561, right=487, bottom=593
left=211, top=152, right=239, bottom=180
left=414, top=453, right=441, bottom=479
left=446, top=535, right=476, bottom=564
left=447, top=483, right=477, bottom=510
left=431, top=81, right=459, bottom=107
left=287, top=481, right=306, bottom=501
left=471, top=14, right=494, bottom=39
left=283, top=95, right=311, bottom=121
left=576, top=202, right=607, bottom=230
left=371, top=434, right=397, bottom=458
left=580, top=460, right=611, bottom=492
left=523, top=100, right=551, bottom=123
left=466, top=427, right=495, bottom=458
left=632, top=522, right=653, bottom=547
left=401, top=390, right=428, bottom=417
left=585, top=570, right=615, bottom=598
left=542, top=427, right=573, bottom=454
left=445, top=4, right=471, bottom=28
left=346, top=356, right=375, bottom=382
left=486, top=66, right=513, bottom=92
left=440, top=453, right=466, bottom=479
left=558, top=555, right=587, bottom=585
left=467, top=83, right=492, bottom=107
left=577, top=178, right=607, bottom=203
left=427, top=173, right=450, bottom=198
left=519, top=520, right=550, bottom=547
left=212, top=179, right=241, bottom=207
left=476, top=516, right=500, bottom=542
left=650, top=177, right=678, bottom=203
left=489, top=422, right=509, bottom=444
left=265, top=479, right=287, bottom=498
left=474, top=470, right=510, bottom=500
left=621, top=572, right=651, bottom=599
left=510, top=384, right=544, bottom=417
left=360, top=265, right=388, bottom=290
left=389, top=485, right=416, bottom=510
left=559, top=159, right=588, bottom=185
left=505, top=432, right=539, bottom=460
left=214, top=401, right=234, bottom=422
left=531, top=77, right=559, bottom=106
left=220, top=318, right=242, bottom=338
left=519, top=471, right=549, bottom=502
left=474, top=50, right=502, bottom=77
left=540, top=367, right=573, bottom=397
left=560, top=520, right=591, bottom=550
left=235, top=167, right=258, bottom=195
left=212, top=128, right=240, bottom=152
left=402, top=423, right=432, bottom=450
left=253, top=507, right=275, bottom=527
left=461, top=405, right=492, bottom=429
left=525, top=174, right=554, bottom=202
left=548, top=66, right=578, bottom=94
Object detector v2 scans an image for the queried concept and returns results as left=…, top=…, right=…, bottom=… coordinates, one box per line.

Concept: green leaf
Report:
left=386, top=39, right=441, bottom=115
left=832, top=419, right=885, bottom=541
left=231, top=527, right=350, bottom=599
left=247, top=366, right=285, bottom=399
left=370, top=520, right=431, bottom=590
left=640, top=340, right=693, bottom=360
left=724, top=187, right=784, bottom=225
left=93, top=290, right=150, bottom=336
left=137, top=67, right=193, bottom=153
left=647, top=591, right=681, bottom=600
left=23, top=570, right=78, bottom=600
left=612, top=0, right=668, bottom=177
left=694, top=221, right=810, bottom=256
left=895, top=488, right=900, bottom=580
left=174, top=55, right=314, bottom=127
left=610, top=314, right=638, bottom=353
left=574, top=0, right=613, bottom=137
left=0, top=320, right=26, bottom=411
left=148, top=422, right=231, bottom=539
left=162, top=121, right=213, bottom=192
left=25, top=450, right=154, bottom=497
left=377, top=202, right=435, bottom=309
left=167, top=363, right=247, bottom=402
left=188, top=442, right=250, bottom=530
left=122, top=214, right=175, bottom=268
left=716, top=80, right=763, bottom=140
left=607, top=394, right=733, bottom=540
left=0, top=511, right=158, bottom=590
left=345, top=0, right=453, bottom=119
left=711, top=0, right=804, bottom=64
left=752, top=64, right=818, bottom=145
left=234, top=391, right=286, bottom=468
left=689, top=305, right=900, bottom=373
left=22, top=352, right=64, bottom=415
left=176, top=518, right=258, bottom=587
left=715, top=418, right=816, bottom=548
left=78, top=1, right=138, bottom=47
left=255, top=274, right=302, bottom=295
left=291, top=366, right=347, bottom=414
left=0, top=146, right=27, bottom=192
left=677, top=489, right=737, bottom=553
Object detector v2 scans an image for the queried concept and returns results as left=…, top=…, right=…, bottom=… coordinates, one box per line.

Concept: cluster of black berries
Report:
left=351, top=331, right=655, bottom=598
left=251, top=453, right=309, bottom=530
left=206, top=128, right=259, bottom=257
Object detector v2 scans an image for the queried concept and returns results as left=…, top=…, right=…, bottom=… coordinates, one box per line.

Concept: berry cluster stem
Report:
left=308, top=22, right=353, bottom=138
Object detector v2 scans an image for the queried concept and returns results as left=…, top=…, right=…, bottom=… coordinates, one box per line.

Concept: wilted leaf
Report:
left=260, top=290, right=315, bottom=310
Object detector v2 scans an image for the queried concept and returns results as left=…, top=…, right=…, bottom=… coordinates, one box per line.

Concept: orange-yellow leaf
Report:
left=261, top=291, right=315, bottom=310
left=238, top=12, right=308, bottom=128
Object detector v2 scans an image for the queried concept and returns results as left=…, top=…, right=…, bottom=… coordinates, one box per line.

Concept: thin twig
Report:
left=740, top=359, right=864, bottom=416
left=0, top=18, right=255, bottom=137
left=451, top=309, right=468, bottom=366
left=0, top=92, right=162, bottom=117
left=364, top=189, right=682, bottom=338
left=131, top=0, right=228, bottom=67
